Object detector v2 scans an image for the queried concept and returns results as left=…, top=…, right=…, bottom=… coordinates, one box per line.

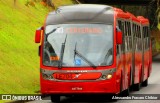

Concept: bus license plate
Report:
left=53, top=73, right=76, bottom=80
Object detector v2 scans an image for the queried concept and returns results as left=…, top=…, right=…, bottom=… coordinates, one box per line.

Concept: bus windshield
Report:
left=43, top=24, right=113, bottom=67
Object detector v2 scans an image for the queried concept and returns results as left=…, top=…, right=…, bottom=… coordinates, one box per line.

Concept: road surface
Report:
left=28, top=55, right=160, bottom=103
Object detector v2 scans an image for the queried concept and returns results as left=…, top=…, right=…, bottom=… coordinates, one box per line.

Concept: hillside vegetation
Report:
left=0, top=0, right=74, bottom=97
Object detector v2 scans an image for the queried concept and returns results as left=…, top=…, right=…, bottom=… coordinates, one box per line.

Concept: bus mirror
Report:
left=116, top=31, right=122, bottom=44
left=35, top=27, right=43, bottom=43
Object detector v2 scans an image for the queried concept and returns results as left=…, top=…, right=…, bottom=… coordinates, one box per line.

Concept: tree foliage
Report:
left=25, top=0, right=35, bottom=7
left=157, top=0, right=160, bottom=30
left=42, top=0, right=55, bottom=9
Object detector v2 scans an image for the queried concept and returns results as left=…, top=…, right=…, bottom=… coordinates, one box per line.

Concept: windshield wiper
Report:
left=74, top=43, right=96, bottom=69
left=73, top=42, right=77, bottom=62
left=58, top=35, right=67, bottom=69
left=101, top=47, right=113, bottom=65
left=46, top=27, right=60, bottom=36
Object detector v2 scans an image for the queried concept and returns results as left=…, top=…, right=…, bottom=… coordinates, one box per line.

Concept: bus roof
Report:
left=46, top=4, right=114, bottom=25
left=45, top=4, right=148, bottom=26
left=114, top=8, right=140, bottom=23
left=137, top=16, right=149, bottom=25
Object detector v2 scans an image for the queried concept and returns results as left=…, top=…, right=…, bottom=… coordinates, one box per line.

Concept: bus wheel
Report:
left=142, top=78, right=148, bottom=87
left=133, top=67, right=142, bottom=91
left=122, top=88, right=129, bottom=96
left=132, top=83, right=141, bottom=91
left=51, top=95, right=60, bottom=103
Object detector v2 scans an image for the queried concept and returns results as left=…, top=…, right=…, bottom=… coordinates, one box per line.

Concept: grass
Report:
left=0, top=0, right=48, bottom=94
left=0, top=0, right=75, bottom=102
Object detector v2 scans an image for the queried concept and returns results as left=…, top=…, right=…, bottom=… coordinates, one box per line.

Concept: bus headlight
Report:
left=42, top=74, right=53, bottom=80
left=42, top=74, right=49, bottom=79
left=102, top=75, right=106, bottom=79
left=101, top=74, right=113, bottom=80
left=100, top=68, right=115, bottom=80
left=106, top=74, right=112, bottom=79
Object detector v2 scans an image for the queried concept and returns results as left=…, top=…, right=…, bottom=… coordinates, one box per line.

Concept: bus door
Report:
left=117, top=19, right=127, bottom=90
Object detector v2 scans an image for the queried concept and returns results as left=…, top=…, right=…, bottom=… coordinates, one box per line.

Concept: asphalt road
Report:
left=28, top=55, right=160, bottom=103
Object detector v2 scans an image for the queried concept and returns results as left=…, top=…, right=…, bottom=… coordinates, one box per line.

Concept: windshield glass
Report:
left=43, top=24, right=113, bottom=67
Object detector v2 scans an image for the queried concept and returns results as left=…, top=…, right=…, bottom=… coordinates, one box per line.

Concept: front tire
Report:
left=51, top=95, right=60, bottom=103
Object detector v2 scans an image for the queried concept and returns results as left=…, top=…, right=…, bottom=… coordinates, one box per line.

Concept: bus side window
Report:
left=135, top=25, right=138, bottom=51
left=143, top=27, right=146, bottom=50
left=128, top=22, right=132, bottom=51
left=124, top=21, right=127, bottom=52
left=126, top=21, right=130, bottom=51
left=117, top=20, right=125, bottom=53
left=138, top=26, right=141, bottom=51
left=117, top=20, right=121, bottom=55
left=118, top=20, right=122, bottom=30
left=147, top=26, right=150, bottom=49
left=121, top=21, right=125, bottom=53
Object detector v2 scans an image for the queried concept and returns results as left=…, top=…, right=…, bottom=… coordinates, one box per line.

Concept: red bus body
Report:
left=35, top=4, right=152, bottom=101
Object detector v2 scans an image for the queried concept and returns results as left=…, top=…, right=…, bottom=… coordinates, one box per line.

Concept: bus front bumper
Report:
left=40, top=73, right=119, bottom=94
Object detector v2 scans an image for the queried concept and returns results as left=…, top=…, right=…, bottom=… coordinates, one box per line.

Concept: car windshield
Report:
left=43, top=24, right=113, bottom=67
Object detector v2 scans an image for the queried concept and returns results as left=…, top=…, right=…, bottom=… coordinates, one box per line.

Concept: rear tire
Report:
left=51, top=95, right=60, bottom=103
left=133, top=67, right=142, bottom=91
left=132, top=83, right=141, bottom=91
left=142, top=79, right=148, bottom=87
left=121, top=88, right=129, bottom=96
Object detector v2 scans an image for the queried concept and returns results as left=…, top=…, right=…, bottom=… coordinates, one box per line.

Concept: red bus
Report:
left=35, top=4, right=152, bottom=102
